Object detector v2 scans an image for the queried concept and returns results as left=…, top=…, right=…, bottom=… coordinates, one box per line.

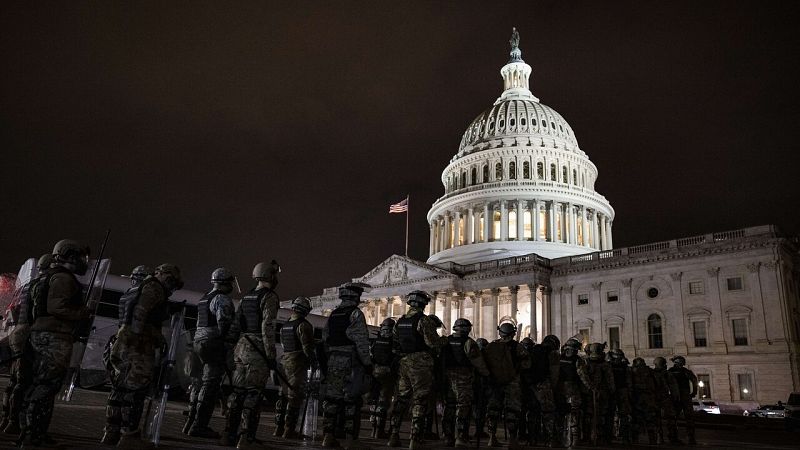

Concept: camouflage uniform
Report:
left=483, top=324, right=529, bottom=449
left=182, top=328, right=203, bottom=433
left=525, top=336, right=560, bottom=446
left=608, top=351, right=632, bottom=443
left=652, top=357, right=678, bottom=444
left=471, top=338, right=491, bottom=441
left=369, top=319, right=397, bottom=439
left=274, top=301, right=314, bottom=440
left=22, top=265, right=90, bottom=445
left=577, top=343, right=615, bottom=446
left=668, top=357, right=698, bottom=445
left=321, top=284, right=373, bottom=448
left=630, top=358, right=658, bottom=444
left=387, top=292, right=442, bottom=449
left=555, top=342, right=584, bottom=448
left=219, top=284, right=280, bottom=447
left=441, top=320, right=489, bottom=447
left=107, top=277, right=170, bottom=444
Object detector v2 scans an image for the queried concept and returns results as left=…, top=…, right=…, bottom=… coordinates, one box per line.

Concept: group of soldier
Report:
left=0, top=238, right=699, bottom=449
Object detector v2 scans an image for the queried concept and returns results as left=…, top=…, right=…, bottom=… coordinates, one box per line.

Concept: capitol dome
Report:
left=427, top=28, right=615, bottom=266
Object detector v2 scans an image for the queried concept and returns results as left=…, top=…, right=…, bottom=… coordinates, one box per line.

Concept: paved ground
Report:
left=0, top=381, right=798, bottom=449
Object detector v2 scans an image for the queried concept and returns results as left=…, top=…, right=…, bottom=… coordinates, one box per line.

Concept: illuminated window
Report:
left=482, top=164, right=489, bottom=183
left=693, top=321, right=707, bottom=347
left=458, top=217, right=465, bottom=245
left=538, top=209, right=547, bottom=240
left=493, top=210, right=501, bottom=240
left=556, top=209, right=562, bottom=241
left=647, top=314, right=663, bottom=349
left=536, top=162, right=544, bottom=179
left=523, top=161, right=531, bottom=179
left=478, top=213, right=485, bottom=242
left=523, top=210, right=532, bottom=239
left=471, top=167, right=477, bottom=185
left=577, top=217, right=584, bottom=245
left=449, top=220, right=455, bottom=248
left=495, top=163, right=503, bottom=180
left=577, top=294, right=588, bottom=305
left=697, top=374, right=711, bottom=399
left=509, top=211, right=517, bottom=239
left=689, top=281, right=704, bottom=295
left=550, top=163, right=557, bottom=181
left=509, top=161, right=516, bottom=180
left=737, top=373, right=753, bottom=400
left=727, top=277, right=743, bottom=291
left=608, top=327, right=620, bottom=350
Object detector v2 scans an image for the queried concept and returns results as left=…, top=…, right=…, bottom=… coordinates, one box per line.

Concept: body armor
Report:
left=197, top=291, right=220, bottom=328
left=119, top=279, right=170, bottom=327
left=443, top=335, right=471, bottom=368
left=239, top=287, right=267, bottom=333
left=326, top=305, right=356, bottom=346
left=613, top=363, right=631, bottom=389
left=280, top=319, right=303, bottom=352
left=668, top=367, right=692, bottom=396
left=371, top=336, right=394, bottom=366
left=31, top=267, right=80, bottom=322
left=559, top=357, right=580, bottom=383
left=397, top=312, right=428, bottom=354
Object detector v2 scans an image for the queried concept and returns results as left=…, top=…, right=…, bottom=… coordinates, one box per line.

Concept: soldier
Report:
left=274, top=296, right=315, bottom=441
left=528, top=335, right=560, bottom=447
left=423, top=314, right=445, bottom=441
left=518, top=337, right=535, bottom=444
left=483, top=322, right=529, bottom=449
left=370, top=317, right=397, bottom=439
left=1, top=253, right=52, bottom=435
left=186, top=267, right=238, bottom=438
left=99, top=265, right=154, bottom=445
left=652, top=356, right=678, bottom=444
left=472, top=338, right=491, bottom=441
left=555, top=338, right=584, bottom=449
left=108, top=263, right=181, bottom=448
left=577, top=342, right=615, bottom=446
left=219, top=262, right=281, bottom=448
left=667, top=355, right=698, bottom=445
left=630, top=358, right=658, bottom=444
left=608, top=349, right=632, bottom=444
left=386, top=290, right=442, bottom=450
left=19, top=240, right=91, bottom=447
left=321, top=282, right=373, bottom=449
left=441, top=318, right=489, bottom=448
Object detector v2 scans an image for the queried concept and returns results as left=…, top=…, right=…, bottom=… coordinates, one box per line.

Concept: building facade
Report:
left=303, top=32, right=800, bottom=408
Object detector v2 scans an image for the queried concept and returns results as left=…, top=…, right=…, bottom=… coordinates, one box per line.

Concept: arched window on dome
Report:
left=573, top=169, right=578, bottom=186
left=648, top=314, right=664, bottom=349
left=493, top=210, right=501, bottom=241
left=523, top=161, right=531, bottom=179
left=523, top=209, right=532, bottom=239
left=509, top=210, right=518, bottom=239
left=536, top=162, right=544, bottom=179
left=509, top=162, right=517, bottom=180
left=471, top=167, right=477, bottom=186
left=550, top=163, right=557, bottom=182
left=495, top=163, right=503, bottom=181
left=562, top=167, right=568, bottom=184
left=482, top=164, right=489, bottom=183
left=460, top=171, right=466, bottom=190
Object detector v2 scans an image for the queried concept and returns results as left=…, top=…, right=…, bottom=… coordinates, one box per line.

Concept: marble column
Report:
left=707, top=267, right=727, bottom=353
left=541, top=286, right=551, bottom=335
left=453, top=209, right=461, bottom=247
left=607, top=221, right=614, bottom=248
left=533, top=200, right=541, bottom=241
left=509, top=285, right=519, bottom=323
left=670, top=272, right=688, bottom=354
left=581, top=206, right=590, bottom=247
left=500, top=200, right=509, bottom=241
left=483, top=203, right=490, bottom=242
left=548, top=201, right=557, bottom=242
left=527, top=284, right=538, bottom=341
left=490, top=288, right=501, bottom=334
left=439, top=217, right=446, bottom=251
left=747, top=262, right=769, bottom=346
left=444, top=212, right=452, bottom=249
left=443, top=293, right=452, bottom=336
left=429, top=221, right=435, bottom=255
left=466, top=207, right=474, bottom=245
left=516, top=200, right=525, bottom=240
left=487, top=203, right=495, bottom=242
left=570, top=204, right=577, bottom=245
left=430, top=291, right=438, bottom=316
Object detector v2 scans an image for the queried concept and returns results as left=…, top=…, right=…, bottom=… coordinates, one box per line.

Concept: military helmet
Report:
left=521, top=337, right=534, bottom=351
left=497, top=322, right=517, bottom=338
left=453, top=318, right=472, bottom=334
left=52, top=239, right=89, bottom=273
left=253, top=260, right=280, bottom=279
left=37, top=253, right=54, bottom=271
left=610, top=348, right=626, bottom=360
left=131, top=265, right=154, bottom=282
left=565, top=337, right=582, bottom=350
left=406, top=290, right=432, bottom=307
left=632, top=357, right=647, bottom=368
left=291, top=296, right=312, bottom=315
left=561, top=343, right=578, bottom=358
left=211, top=267, right=235, bottom=284
left=653, top=356, right=667, bottom=370
left=155, top=263, right=184, bottom=290
left=380, top=317, right=396, bottom=332
left=587, top=342, right=607, bottom=361
left=476, top=338, right=489, bottom=350
left=670, top=355, right=686, bottom=367
left=543, top=334, right=561, bottom=350
left=338, top=282, right=369, bottom=299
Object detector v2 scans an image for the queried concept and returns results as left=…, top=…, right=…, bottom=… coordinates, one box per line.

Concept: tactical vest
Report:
left=31, top=267, right=80, bottom=322
left=559, top=358, right=579, bottom=383
left=443, top=335, right=471, bottom=368
left=612, top=363, right=630, bottom=388
left=197, top=290, right=220, bottom=328
left=120, top=279, right=170, bottom=327
left=326, top=305, right=356, bottom=346
left=397, top=312, right=428, bottom=354
left=239, top=287, right=268, bottom=333
left=669, top=367, right=692, bottom=395
left=632, top=367, right=655, bottom=392
left=484, top=339, right=519, bottom=385
left=371, top=336, right=393, bottom=366
left=281, top=318, right=304, bottom=352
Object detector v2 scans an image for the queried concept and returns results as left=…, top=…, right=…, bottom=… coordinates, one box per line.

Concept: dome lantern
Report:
left=497, top=27, right=538, bottom=104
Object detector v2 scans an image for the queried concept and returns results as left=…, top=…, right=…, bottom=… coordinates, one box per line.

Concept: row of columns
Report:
left=430, top=200, right=613, bottom=255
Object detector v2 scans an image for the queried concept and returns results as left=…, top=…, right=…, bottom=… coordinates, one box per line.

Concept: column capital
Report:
left=490, top=287, right=502, bottom=295
left=540, top=286, right=552, bottom=294
left=746, top=262, right=760, bottom=273
left=670, top=272, right=682, bottom=282
left=591, top=281, right=602, bottom=290
left=509, top=285, right=520, bottom=294
left=763, top=260, right=778, bottom=271
left=706, top=267, right=720, bottom=277
left=621, top=278, right=633, bottom=288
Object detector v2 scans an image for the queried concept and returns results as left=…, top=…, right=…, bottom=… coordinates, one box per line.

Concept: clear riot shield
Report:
left=301, top=367, right=321, bottom=441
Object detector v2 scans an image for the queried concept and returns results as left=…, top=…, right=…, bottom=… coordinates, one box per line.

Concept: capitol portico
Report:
left=302, top=30, right=800, bottom=408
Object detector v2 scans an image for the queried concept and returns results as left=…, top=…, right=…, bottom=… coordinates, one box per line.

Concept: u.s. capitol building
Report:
left=300, top=32, right=800, bottom=409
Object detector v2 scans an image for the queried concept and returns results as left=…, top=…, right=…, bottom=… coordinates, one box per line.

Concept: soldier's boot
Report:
left=117, top=430, right=154, bottom=450
left=374, top=417, right=389, bottom=439
left=687, top=427, right=697, bottom=446
left=273, top=411, right=286, bottom=437
left=443, top=433, right=456, bottom=447
left=188, top=400, right=221, bottom=439
left=387, top=430, right=402, bottom=447
left=668, top=426, right=683, bottom=445
left=487, top=434, right=500, bottom=447
left=322, top=433, right=340, bottom=448
left=3, top=420, right=20, bottom=435
left=282, top=407, right=300, bottom=439
left=182, top=403, right=197, bottom=435
left=454, top=433, right=470, bottom=448
left=100, top=429, right=121, bottom=445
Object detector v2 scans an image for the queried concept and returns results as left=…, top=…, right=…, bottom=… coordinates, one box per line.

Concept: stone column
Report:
left=500, top=200, right=509, bottom=241
left=429, top=221, right=435, bottom=256
left=430, top=291, right=438, bottom=316
left=581, top=206, right=590, bottom=247
left=548, top=201, right=557, bottom=242
left=527, top=284, right=538, bottom=341
left=516, top=199, right=525, bottom=240
left=509, top=285, right=519, bottom=325
left=608, top=221, right=613, bottom=248
left=453, top=209, right=461, bottom=247
left=490, top=288, right=501, bottom=336
left=533, top=200, right=541, bottom=241
left=602, top=215, right=609, bottom=250
left=482, top=203, right=490, bottom=242
left=621, top=279, right=636, bottom=355
left=439, top=217, right=446, bottom=251
left=541, top=286, right=551, bottom=336
left=445, top=212, right=453, bottom=249
left=487, top=203, right=495, bottom=241
left=670, top=272, right=688, bottom=354
left=466, top=206, right=474, bottom=245
left=570, top=204, right=578, bottom=245
left=595, top=213, right=601, bottom=250
left=747, top=262, right=769, bottom=346
left=706, top=267, right=727, bottom=353
left=443, top=292, right=452, bottom=336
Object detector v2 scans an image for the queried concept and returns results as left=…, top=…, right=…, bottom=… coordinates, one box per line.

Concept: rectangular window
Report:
left=579, top=328, right=590, bottom=346
left=607, top=290, right=619, bottom=302
left=692, top=321, right=707, bottom=347
left=577, top=294, right=589, bottom=305
left=727, top=276, right=743, bottom=291
left=697, top=374, right=711, bottom=399
left=737, top=373, right=753, bottom=401
left=732, top=318, right=748, bottom=346
left=689, top=280, right=704, bottom=295
left=608, top=326, right=620, bottom=350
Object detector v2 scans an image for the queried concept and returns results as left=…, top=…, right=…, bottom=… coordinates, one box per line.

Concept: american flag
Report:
left=389, top=197, right=408, bottom=213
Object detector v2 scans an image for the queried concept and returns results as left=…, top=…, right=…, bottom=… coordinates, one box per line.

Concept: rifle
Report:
left=142, top=306, right=185, bottom=446
left=62, top=228, right=111, bottom=402
left=243, top=334, right=295, bottom=390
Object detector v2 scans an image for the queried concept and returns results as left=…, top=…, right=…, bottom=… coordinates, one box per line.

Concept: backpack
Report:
left=484, top=339, right=518, bottom=385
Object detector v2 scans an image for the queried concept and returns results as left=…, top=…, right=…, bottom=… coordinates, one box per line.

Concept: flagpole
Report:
left=405, top=194, right=410, bottom=256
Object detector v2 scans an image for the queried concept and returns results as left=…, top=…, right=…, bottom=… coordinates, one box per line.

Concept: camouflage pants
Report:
left=225, top=337, right=270, bottom=441
left=631, top=391, right=657, bottom=441
left=275, top=351, right=309, bottom=433
left=22, top=331, right=73, bottom=439
left=528, top=380, right=556, bottom=444
left=390, top=352, right=434, bottom=440
left=2, top=352, right=32, bottom=426
left=487, top=378, right=522, bottom=438
left=669, top=396, right=695, bottom=442
left=193, top=338, right=228, bottom=428
left=106, top=330, right=159, bottom=435
left=582, top=389, right=611, bottom=444
left=443, top=367, right=474, bottom=438
left=369, top=366, right=396, bottom=429
left=610, top=388, right=632, bottom=441
left=555, top=382, right=582, bottom=448
left=472, top=377, right=491, bottom=436
left=322, top=348, right=365, bottom=439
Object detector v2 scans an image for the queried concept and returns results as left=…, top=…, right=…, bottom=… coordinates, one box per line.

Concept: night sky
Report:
left=2, top=1, right=799, bottom=299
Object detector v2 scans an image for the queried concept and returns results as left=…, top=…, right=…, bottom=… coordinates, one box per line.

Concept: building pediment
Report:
left=357, top=254, right=457, bottom=288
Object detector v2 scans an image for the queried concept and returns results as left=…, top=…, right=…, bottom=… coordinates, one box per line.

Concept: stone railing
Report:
left=441, top=253, right=551, bottom=276
left=434, top=179, right=600, bottom=203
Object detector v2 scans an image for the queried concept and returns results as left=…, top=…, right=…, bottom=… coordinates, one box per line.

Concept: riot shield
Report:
left=301, top=367, right=321, bottom=441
